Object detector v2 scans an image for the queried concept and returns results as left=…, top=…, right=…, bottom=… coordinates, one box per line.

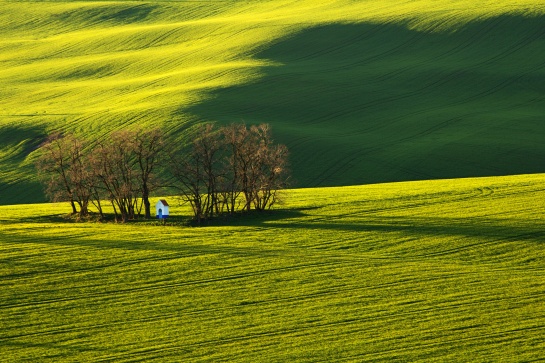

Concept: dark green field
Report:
left=193, top=16, right=545, bottom=188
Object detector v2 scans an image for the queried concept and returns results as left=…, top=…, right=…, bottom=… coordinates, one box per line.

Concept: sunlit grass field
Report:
left=1, top=174, right=545, bottom=361
left=1, top=0, right=545, bottom=204
left=2, top=1, right=545, bottom=361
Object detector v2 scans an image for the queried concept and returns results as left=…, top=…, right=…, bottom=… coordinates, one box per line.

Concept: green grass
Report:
left=2, top=2, right=545, bottom=360
left=2, top=173, right=545, bottom=361
left=1, top=0, right=545, bottom=204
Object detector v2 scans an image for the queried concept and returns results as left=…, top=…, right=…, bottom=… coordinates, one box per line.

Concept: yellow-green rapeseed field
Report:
left=2, top=1, right=545, bottom=361
left=1, top=174, right=545, bottom=361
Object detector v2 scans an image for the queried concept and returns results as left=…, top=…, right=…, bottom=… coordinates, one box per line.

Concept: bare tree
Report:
left=88, top=178, right=106, bottom=221
left=90, top=131, right=140, bottom=223
left=67, top=138, right=93, bottom=217
left=224, top=123, right=289, bottom=211
left=35, top=133, right=76, bottom=214
left=35, top=133, right=92, bottom=218
left=223, top=123, right=261, bottom=211
left=222, top=124, right=246, bottom=213
left=35, top=123, right=287, bottom=224
left=171, top=123, right=290, bottom=222
left=133, top=127, right=165, bottom=219
left=253, top=139, right=289, bottom=210
left=169, top=124, right=224, bottom=223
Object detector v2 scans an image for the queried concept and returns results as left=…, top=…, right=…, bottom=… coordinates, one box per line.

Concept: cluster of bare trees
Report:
left=35, top=123, right=289, bottom=223
left=170, top=123, right=289, bottom=223
left=36, top=128, right=164, bottom=222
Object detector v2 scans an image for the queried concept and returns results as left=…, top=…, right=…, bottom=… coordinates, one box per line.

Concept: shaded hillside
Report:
left=190, top=15, right=545, bottom=187
left=1, top=1, right=544, bottom=204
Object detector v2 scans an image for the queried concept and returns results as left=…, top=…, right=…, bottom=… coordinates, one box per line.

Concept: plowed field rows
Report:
left=1, top=174, right=545, bottom=361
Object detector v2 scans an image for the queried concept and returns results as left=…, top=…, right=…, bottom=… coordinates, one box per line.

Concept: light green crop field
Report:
left=1, top=0, right=545, bottom=204
left=1, top=174, right=545, bottom=361
left=2, top=2, right=545, bottom=361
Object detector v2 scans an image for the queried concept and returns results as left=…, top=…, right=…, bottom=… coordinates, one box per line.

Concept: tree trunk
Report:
left=70, top=200, right=77, bottom=215
left=95, top=199, right=104, bottom=221
left=79, top=201, right=89, bottom=219
left=111, top=200, right=119, bottom=222
left=142, top=184, right=151, bottom=219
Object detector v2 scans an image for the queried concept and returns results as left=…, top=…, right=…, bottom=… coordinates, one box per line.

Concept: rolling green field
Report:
left=1, top=0, right=545, bottom=204
left=2, top=2, right=545, bottom=361
left=1, top=173, right=545, bottom=361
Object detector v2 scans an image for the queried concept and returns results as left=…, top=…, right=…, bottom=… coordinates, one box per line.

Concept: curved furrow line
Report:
left=457, top=61, right=545, bottom=106
left=342, top=326, right=545, bottom=361
left=124, top=26, right=188, bottom=50
left=197, top=45, right=470, bottom=141
left=327, top=14, right=505, bottom=87
left=5, top=276, right=442, bottom=341
left=487, top=185, right=545, bottom=199
left=275, top=10, right=501, bottom=79
left=304, top=152, right=365, bottom=188
left=305, top=115, right=470, bottom=187
left=294, top=187, right=491, bottom=223
left=0, top=251, right=203, bottom=282
left=291, top=34, right=427, bottom=79
left=478, top=20, right=545, bottom=68
left=0, top=260, right=345, bottom=310
left=306, top=147, right=412, bottom=188
left=299, top=44, right=535, bottom=144
left=92, top=291, right=545, bottom=362
left=15, top=21, right=262, bottom=78
left=302, top=67, right=469, bottom=131
left=357, top=92, right=485, bottom=138
left=418, top=230, right=545, bottom=258
left=298, top=25, right=423, bottom=72
left=251, top=11, right=436, bottom=75
left=275, top=23, right=395, bottom=64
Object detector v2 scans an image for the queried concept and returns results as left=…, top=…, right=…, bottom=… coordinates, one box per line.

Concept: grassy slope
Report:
left=1, top=174, right=545, bottom=361
left=1, top=1, right=545, bottom=204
